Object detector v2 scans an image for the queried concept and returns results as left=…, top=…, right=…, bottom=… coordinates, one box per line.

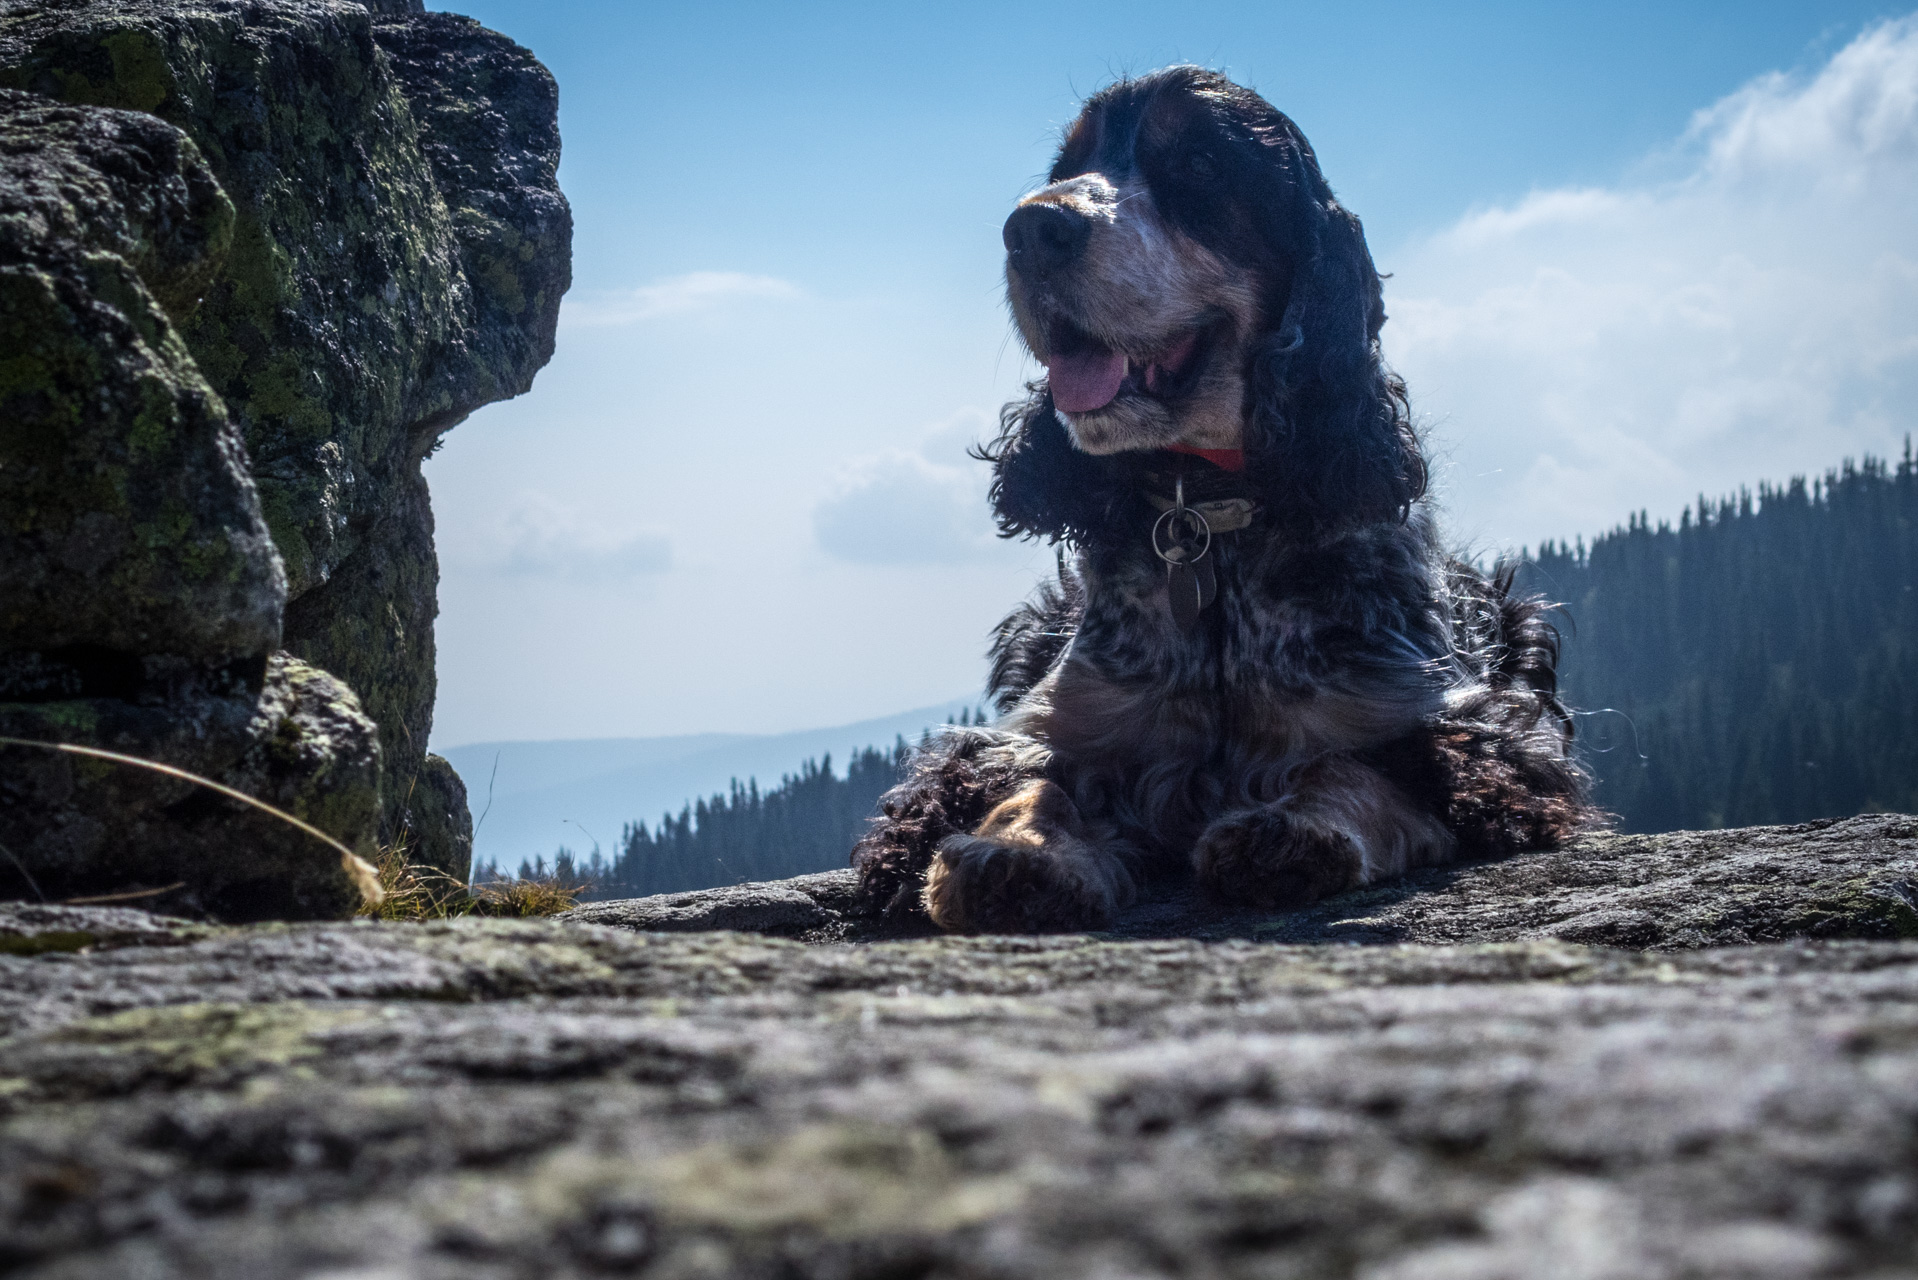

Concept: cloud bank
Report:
left=1386, top=17, right=1918, bottom=550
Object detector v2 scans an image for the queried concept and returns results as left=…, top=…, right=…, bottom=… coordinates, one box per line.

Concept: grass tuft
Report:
left=359, top=835, right=589, bottom=921
left=470, top=876, right=591, bottom=918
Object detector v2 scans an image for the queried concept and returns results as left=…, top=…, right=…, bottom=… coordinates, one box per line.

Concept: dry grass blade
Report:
left=0, top=736, right=384, bottom=909
left=62, top=882, right=187, bottom=906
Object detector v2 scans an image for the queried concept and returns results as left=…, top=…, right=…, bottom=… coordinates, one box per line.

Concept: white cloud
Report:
left=1385, top=16, right=1918, bottom=551
left=561, top=271, right=800, bottom=327
left=1694, top=23, right=1918, bottom=182
left=813, top=410, right=1006, bottom=565
left=483, top=494, right=671, bottom=579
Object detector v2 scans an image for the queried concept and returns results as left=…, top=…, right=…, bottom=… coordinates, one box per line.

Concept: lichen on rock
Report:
left=3, top=820, right=1918, bottom=1279
left=0, top=73, right=389, bottom=919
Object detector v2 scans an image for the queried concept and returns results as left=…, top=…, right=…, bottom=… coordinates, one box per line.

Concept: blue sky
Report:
left=425, top=1, right=1918, bottom=746
left=459, top=0, right=1898, bottom=270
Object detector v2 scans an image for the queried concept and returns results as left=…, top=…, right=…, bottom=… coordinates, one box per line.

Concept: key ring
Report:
left=1152, top=474, right=1212, bottom=565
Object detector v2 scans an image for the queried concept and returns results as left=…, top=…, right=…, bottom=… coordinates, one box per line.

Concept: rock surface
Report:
left=563, top=871, right=859, bottom=936
left=3, top=819, right=1917, bottom=1277
left=565, top=814, right=1918, bottom=947
left=0, top=89, right=279, bottom=665
left=0, top=652, right=382, bottom=920
left=0, top=0, right=571, bottom=880
left=0, top=901, right=218, bottom=955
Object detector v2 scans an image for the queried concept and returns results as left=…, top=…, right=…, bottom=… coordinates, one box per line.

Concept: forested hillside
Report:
left=477, top=739, right=918, bottom=898
left=1523, top=446, right=1918, bottom=832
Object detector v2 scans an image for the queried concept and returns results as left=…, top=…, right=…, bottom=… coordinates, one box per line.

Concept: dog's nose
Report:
left=1003, top=202, right=1090, bottom=276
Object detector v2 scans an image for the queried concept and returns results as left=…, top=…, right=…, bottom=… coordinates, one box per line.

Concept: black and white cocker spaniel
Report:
left=854, top=66, right=1595, bottom=932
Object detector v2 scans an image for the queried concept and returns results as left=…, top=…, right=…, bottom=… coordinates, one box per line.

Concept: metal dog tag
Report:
left=1193, top=553, right=1217, bottom=610
left=1168, top=559, right=1202, bottom=632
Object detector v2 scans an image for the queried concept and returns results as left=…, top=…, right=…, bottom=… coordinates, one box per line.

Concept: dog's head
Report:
left=991, top=67, right=1424, bottom=541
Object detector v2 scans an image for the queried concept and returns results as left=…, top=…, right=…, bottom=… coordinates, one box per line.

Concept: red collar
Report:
left=1166, top=443, right=1246, bottom=472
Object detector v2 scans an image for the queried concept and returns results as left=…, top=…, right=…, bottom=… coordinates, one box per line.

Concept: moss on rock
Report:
left=0, top=91, right=279, bottom=664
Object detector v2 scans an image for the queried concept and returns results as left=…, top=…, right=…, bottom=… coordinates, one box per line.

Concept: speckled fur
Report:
left=852, top=68, right=1596, bottom=930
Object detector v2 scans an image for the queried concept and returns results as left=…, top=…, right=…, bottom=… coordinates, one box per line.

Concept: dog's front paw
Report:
left=1193, top=807, right=1363, bottom=910
left=923, top=834, right=1120, bottom=933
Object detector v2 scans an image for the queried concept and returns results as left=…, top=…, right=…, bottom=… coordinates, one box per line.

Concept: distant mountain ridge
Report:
left=440, top=699, right=981, bottom=872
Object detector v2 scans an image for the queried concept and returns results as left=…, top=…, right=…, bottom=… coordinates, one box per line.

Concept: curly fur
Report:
left=852, top=67, right=1598, bottom=929
left=853, top=729, right=1042, bottom=919
left=985, top=557, right=1084, bottom=715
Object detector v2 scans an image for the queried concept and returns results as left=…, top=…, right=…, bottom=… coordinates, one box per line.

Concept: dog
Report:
left=853, top=66, right=1595, bottom=932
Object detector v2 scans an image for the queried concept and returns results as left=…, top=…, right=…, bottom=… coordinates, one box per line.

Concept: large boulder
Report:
left=0, top=89, right=381, bottom=919
left=2, top=818, right=1917, bottom=1277
left=0, top=0, right=572, bottom=880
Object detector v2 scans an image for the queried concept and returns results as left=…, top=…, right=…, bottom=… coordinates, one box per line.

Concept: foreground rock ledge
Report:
left=563, top=813, right=1918, bottom=946
left=2, top=817, right=1916, bottom=1279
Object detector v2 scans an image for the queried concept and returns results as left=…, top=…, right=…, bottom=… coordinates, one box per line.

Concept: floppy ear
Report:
left=1243, top=130, right=1425, bottom=532
left=982, top=386, right=1129, bottom=546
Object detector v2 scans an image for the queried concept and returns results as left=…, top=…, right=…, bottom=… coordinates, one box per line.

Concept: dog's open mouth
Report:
left=1043, top=318, right=1217, bottom=415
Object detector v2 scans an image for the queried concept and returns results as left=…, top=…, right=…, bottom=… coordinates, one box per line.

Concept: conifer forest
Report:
left=1524, top=447, right=1918, bottom=833
left=480, top=739, right=919, bottom=898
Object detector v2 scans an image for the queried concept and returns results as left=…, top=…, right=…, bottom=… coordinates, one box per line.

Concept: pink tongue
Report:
left=1046, top=349, right=1127, bottom=413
